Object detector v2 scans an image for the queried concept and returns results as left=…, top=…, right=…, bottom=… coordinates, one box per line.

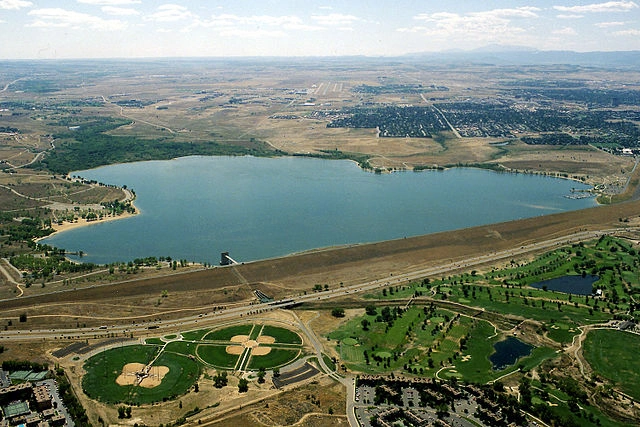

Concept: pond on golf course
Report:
left=490, top=337, right=533, bottom=370
left=530, top=275, right=600, bottom=296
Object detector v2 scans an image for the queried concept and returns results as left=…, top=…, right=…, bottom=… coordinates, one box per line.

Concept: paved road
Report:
left=1, top=227, right=634, bottom=426
left=0, top=228, right=625, bottom=344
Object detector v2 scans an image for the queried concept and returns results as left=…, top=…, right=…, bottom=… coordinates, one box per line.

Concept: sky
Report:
left=0, top=0, right=639, bottom=59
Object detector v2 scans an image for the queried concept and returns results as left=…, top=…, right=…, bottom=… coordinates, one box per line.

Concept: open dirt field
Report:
left=258, top=335, right=276, bottom=344
left=251, top=346, right=272, bottom=356
left=229, top=335, right=250, bottom=343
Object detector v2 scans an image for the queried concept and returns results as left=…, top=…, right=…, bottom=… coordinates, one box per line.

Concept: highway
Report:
left=0, top=227, right=630, bottom=427
left=0, top=228, right=621, bottom=343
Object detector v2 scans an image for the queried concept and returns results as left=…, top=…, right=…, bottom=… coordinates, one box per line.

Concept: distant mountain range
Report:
left=402, top=48, right=640, bottom=67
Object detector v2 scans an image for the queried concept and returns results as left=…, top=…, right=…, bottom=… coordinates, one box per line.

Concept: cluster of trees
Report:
left=114, top=99, right=154, bottom=108
left=55, top=368, right=90, bottom=427
left=100, top=199, right=136, bottom=216
left=1, top=214, right=53, bottom=244
left=212, top=371, right=228, bottom=388
left=40, top=117, right=276, bottom=174
left=10, top=253, right=96, bottom=280
left=2, top=360, right=48, bottom=371
left=292, top=149, right=372, bottom=170
left=117, top=406, right=132, bottom=419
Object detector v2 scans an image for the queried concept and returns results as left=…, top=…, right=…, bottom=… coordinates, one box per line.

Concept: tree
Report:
left=365, top=305, right=377, bottom=316
left=361, top=319, right=370, bottom=331
left=238, top=378, right=249, bottom=393
left=331, top=308, right=345, bottom=318
left=257, top=367, right=266, bottom=384
left=213, top=371, right=228, bottom=388
left=272, top=367, right=280, bottom=377
left=19, top=313, right=27, bottom=323
left=117, top=406, right=126, bottom=419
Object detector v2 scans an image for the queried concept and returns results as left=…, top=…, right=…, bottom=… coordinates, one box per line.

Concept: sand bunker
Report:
left=257, top=335, right=275, bottom=344
left=115, top=363, right=169, bottom=388
left=230, top=335, right=250, bottom=343
left=461, top=355, right=472, bottom=362
left=226, top=345, right=244, bottom=355
left=251, top=346, right=272, bottom=356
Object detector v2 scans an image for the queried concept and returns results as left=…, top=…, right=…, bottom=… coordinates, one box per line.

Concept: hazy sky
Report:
left=1, top=0, right=639, bottom=59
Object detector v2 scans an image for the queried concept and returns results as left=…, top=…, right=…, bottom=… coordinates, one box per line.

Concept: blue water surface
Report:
left=41, top=156, right=596, bottom=265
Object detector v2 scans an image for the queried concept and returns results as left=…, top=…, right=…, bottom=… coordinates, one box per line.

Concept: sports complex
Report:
left=81, top=322, right=304, bottom=404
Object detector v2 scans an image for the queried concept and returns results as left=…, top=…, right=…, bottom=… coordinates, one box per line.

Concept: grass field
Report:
left=181, top=329, right=209, bottom=341
left=261, top=325, right=303, bottom=344
left=82, top=345, right=199, bottom=405
left=164, top=341, right=197, bottom=357
left=196, top=344, right=239, bottom=369
left=583, top=329, right=640, bottom=400
left=246, top=349, right=301, bottom=370
left=203, top=324, right=252, bottom=341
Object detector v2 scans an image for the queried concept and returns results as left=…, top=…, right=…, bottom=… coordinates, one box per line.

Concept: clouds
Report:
left=398, top=7, right=541, bottom=42
left=2, top=1, right=639, bottom=58
left=101, top=6, right=139, bottom=16
left=27, top=7, right=127, bottom=31
left=553, top=1, right=638, bottom=14
left=0, top=0, right=32, bottom=10
left=145, top=4, right=195, bottom=22
left=77, top=0, right=140, bottom=5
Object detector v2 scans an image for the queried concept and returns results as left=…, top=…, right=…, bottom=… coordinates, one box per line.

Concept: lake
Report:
left=490, top=337, right=533, bottom=370
left=40, top=156, right=596, bottom=265
left=530, top=275, right=600, bottom=295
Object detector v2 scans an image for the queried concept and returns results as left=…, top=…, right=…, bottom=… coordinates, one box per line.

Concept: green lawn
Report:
left=246, top=349, right=300, bottom=370
left=164, top=341, right=197, bottom=357
left=583, top=329, right=640, bottom=400
left=196, top=344, right=239, bottom=368
left=181, top=329, right=210, bottom=341
left=261, top=325, right=303, bottom=344
left=82, top=345, right=199, bottom=405
left=203, top=324, right=253, bottom=341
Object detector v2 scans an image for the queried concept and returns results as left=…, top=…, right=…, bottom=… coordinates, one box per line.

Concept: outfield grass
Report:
left=196, top=344, right=239, bottom=368
left=83, top=345, right=160, bottom=404
left=261, top=325, right=303, bottom=344
left=204, top=324, right=253, bottom=341
left=82, top=345, right=198, bottom=404
left=181, top=329, right=209, bottom=341
left=246, top=349, right=300, bottom=370
left=583, top=329, right=640, bottom=400
left=164, top=341, right=197, bottom=357
left=127, top=352, right=199, bottom=404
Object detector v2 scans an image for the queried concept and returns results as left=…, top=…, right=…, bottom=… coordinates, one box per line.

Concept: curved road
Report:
left=0, top=227, right=634, bottom=426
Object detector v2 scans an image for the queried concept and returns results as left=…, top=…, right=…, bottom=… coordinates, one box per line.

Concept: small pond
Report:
left=490, top=337, right=533, bottom=370
left=530, top=274, right=599, bottom=296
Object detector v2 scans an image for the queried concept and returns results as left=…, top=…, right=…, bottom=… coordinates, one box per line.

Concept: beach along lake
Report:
left=41, top=156, right=597, bottom=265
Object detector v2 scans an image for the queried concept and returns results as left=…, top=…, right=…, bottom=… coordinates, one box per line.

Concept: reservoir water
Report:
left=41, top=156, right=596, bottom=265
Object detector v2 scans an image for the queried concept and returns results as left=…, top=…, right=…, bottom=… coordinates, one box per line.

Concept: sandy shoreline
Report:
left=37, top=205, right=139, bottom=242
